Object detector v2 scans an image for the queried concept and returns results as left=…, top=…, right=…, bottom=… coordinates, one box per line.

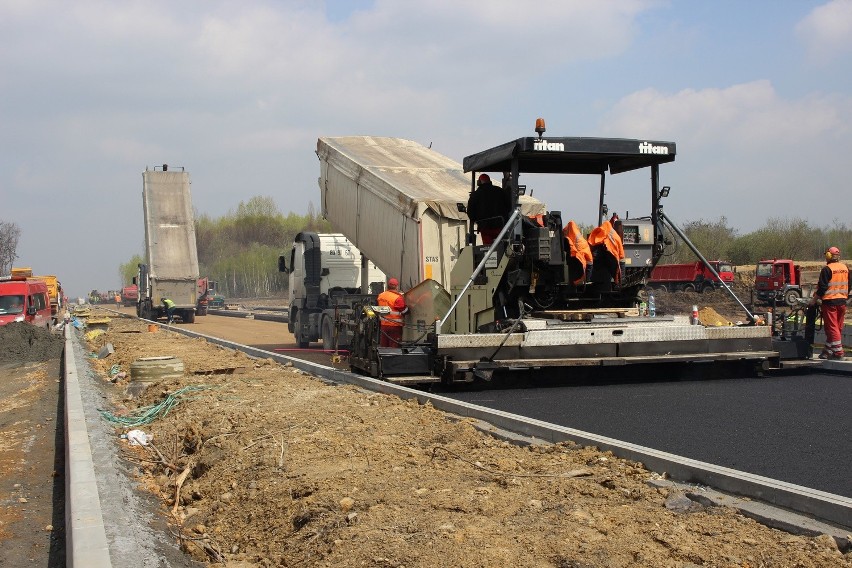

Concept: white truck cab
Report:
left=280, top=232, right=385, bottom=348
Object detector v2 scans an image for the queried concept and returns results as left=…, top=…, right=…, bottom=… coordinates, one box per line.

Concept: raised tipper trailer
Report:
left=136, top=165, right=200, bottom=324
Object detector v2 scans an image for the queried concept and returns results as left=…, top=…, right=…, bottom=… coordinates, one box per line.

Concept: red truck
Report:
left=121, top=285, right=138, bottom=307
left=754, top=259, right=802, bottom=306
left=196, top=278, right=218, bottom=316
left=648, top=261, right=735, bottom=293
left=0, top=276, right=53, bottom=329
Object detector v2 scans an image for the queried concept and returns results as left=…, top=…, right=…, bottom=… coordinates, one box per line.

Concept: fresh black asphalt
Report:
left=437, top=368, right=852, bottom=498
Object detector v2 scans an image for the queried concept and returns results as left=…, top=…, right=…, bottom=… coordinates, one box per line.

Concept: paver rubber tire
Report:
left=130, top=356, right=185, bottom=384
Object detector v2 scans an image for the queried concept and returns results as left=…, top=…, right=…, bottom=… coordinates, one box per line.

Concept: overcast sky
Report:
left=2, top=0, right=852, bottom=299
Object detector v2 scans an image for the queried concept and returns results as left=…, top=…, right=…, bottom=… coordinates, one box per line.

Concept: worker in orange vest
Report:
left=563, top=220, right=593, bottom=285
left=587, top=219, right=625, bottom=289
left=377, top=277, right=408, bottom=347
left=809, top=246, right=849, bottom=360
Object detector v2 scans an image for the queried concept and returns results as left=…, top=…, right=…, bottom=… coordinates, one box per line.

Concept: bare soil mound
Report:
left=0, top=322, right=64, bottom=364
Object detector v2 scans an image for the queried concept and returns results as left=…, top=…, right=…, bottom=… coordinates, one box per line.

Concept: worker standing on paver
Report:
left=467, top=174, right=512, bottom=245
left=377, top=278, right=407, bottom=347
left=809, top=246, right=849, bottom=360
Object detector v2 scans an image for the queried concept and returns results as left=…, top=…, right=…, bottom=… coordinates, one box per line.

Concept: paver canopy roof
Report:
left=463, top=137, right=676, bottom=176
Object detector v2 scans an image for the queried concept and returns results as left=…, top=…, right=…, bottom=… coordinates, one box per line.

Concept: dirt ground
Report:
left=74, top=304, right=851, bottom=568
left=0, top=323, right=66, bottom=567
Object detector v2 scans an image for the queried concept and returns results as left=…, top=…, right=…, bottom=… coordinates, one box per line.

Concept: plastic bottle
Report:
left=639, top=301, right=647, bottom=317
left=648, top=293, right=656, bottom=317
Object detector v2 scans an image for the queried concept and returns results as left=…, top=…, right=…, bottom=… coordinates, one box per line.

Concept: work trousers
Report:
left=820, top=303, right=847, bottom=357
left=380, top=325, right=403, bottom=348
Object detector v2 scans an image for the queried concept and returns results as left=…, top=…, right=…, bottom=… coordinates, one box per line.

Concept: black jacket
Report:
left=467, top=182, right=511, bottom=230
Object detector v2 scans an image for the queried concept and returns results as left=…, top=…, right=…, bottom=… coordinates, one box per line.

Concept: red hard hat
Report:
left=478, top=173, right=490, bottom=183
left=387, top=277, right=399, bottom=288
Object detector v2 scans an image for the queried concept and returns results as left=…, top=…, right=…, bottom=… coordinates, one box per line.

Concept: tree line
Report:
left=111, top=205, right=851, bottom=298
left=660, top=216, right=852, bottom=266
left=118, top=197, right=330, bottom=297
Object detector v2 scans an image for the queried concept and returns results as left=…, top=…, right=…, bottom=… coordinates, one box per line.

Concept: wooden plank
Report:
left=532, top=308, right=639, bottom=321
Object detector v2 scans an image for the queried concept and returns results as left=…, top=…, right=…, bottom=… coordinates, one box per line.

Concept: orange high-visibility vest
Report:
left=588, top=221, right=625, bottom=260
left=377, top=289, right=405, bottom=327
left=563, top=220, right=593, bottom=284
left=563, top=221, right=593, bottom=267
left=824, top=262, right=849, bottom=301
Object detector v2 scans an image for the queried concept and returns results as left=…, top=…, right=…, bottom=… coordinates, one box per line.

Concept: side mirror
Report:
left=278, top=255, right=289, bottom=274
left=27, top=306, right=37, bottom=316
left=132, top=276, right=137, bottom=285
left=457, top=203, right=467, bottom=213
left=321, top=268, right=330, bottom=276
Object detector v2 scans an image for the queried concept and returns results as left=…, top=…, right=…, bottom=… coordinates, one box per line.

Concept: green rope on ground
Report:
left=98, top=385, right=211, bottom=427
left=108, top=364, right=121, bottom=377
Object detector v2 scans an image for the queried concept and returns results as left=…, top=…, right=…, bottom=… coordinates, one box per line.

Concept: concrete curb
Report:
left=158, top=323, right=852, bottom=532
left=64, top=325, right=113, bottom=568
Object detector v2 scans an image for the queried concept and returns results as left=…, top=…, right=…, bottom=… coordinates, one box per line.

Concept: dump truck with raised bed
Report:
left=316, top=123, right=781, bottom=384
left=279, top=232, right=386, bottom=349
left=135, top=165, right=200, bottom=323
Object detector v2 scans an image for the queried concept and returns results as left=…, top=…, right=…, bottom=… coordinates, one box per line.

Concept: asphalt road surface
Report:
left=439, top=369, right=852, bottom=499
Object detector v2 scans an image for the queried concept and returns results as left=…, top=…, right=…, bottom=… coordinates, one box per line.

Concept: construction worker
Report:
left=563, top=220, right=593, bottom=285
left=161, top=297, right=177, bottom=324
left=809, top=246, right=849, bottom=360
left=587, top=219, right=625, bottom=290
left=467, top=173, right=512, bottom=245
left=377, top=278, right=408, bottom=347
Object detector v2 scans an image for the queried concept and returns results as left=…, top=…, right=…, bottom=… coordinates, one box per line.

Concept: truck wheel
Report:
left=183, top=310, right=196, bottom=323
left=295, top=311, right=309, bottom=349
left=784, top=289, right=801, bottom=306
left=700, top=282, right=714, bottom=294
left=287, top=308, right=295, bottom=333
left=321, top=317, right=335, bottom=351
left=682, top=283, right=696, bottom=293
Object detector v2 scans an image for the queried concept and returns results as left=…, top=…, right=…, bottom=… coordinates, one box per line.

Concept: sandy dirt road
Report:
left=112, top=305, right=345, bottom=368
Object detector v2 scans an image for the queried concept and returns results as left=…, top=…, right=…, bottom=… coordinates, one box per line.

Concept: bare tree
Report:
left=0, top=221, right=21, bottom=275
